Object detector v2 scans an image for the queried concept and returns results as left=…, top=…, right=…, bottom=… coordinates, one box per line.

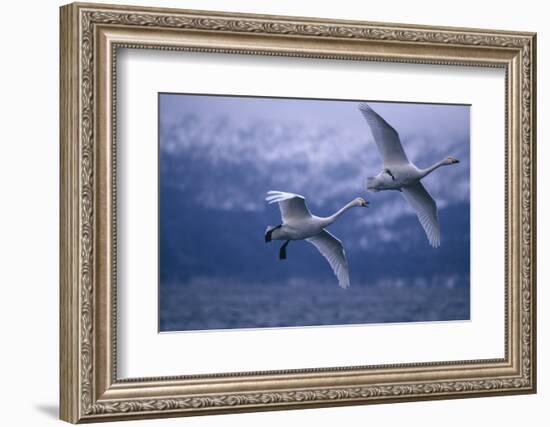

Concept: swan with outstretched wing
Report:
left=264, top=191, right=368, bottom=289
left=359, top=103, right=459, bottom=248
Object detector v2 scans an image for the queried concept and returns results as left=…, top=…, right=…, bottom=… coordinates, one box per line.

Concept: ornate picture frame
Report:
left=60, top=2, right=536, bottom=423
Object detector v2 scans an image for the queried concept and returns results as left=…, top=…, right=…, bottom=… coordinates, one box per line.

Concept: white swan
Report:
left=358, top=103, right=460, bottom=248
left=264, top=191, right=368, bottom=288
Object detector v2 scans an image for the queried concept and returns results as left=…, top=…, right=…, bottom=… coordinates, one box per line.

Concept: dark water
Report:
left=159, top=280, right=470, bottom=332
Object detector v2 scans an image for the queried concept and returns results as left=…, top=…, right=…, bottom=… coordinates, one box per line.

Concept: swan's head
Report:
left=353, top=197, right=369, bottom=207
left=445, top=156, right=460, bottom=165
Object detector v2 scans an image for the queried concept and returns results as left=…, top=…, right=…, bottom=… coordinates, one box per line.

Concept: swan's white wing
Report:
left=265, top=191, right=312, bottom=221
left=401, top=183, right=440, bottom=248
left=306, top=230, right=350, bottom=289
left=358, top=103, right=410, bottom=167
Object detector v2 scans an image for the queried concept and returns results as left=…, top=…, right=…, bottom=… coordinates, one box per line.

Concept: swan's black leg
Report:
left=384, top=168, right=396, bottom=181
left=279, top=240, right=290, bottom=260
left=265, top=224, right=282, bottom=243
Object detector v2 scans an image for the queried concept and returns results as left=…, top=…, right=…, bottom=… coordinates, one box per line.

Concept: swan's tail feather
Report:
left=366, top=177, right=380, bottom=192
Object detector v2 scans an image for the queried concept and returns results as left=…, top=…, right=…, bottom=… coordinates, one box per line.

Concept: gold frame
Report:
left=60, top=2, right=537, bottom=423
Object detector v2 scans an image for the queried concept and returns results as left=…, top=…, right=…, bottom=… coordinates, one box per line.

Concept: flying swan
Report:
left=264, top=191, right=369, bottom=288
left=358, top=103, right=460, bottom=248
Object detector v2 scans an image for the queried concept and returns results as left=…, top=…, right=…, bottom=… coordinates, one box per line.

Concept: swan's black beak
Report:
left=449, top=157, right=460, bottom=164
left=361, top=200, right=370, bottom=207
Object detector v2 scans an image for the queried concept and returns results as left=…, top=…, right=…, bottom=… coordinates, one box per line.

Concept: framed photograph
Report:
left=60, top=2, right=537, bottom=423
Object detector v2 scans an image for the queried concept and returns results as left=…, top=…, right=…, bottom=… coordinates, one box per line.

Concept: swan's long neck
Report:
left=319, top=200, right=357, bottom=228
left=419, top=158, right=449, bottom=179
